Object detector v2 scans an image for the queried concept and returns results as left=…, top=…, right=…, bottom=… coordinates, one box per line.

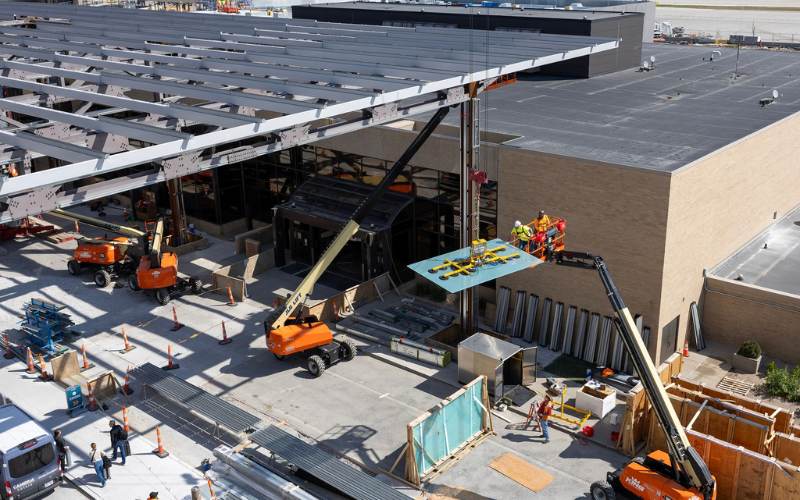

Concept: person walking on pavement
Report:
left=537, top=395, right=554, bottom=443
left=89, top=443, right=106, bottom=487
left=511, top=220, right=532, bottom=251
left=109, top=419, right=127, bottom=465
left=53, top=430, right=67, bottom=473
left=149, top=492, right=159, bottom=500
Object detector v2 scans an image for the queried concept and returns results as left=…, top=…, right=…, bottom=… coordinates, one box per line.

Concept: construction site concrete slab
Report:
left=0, top=224, right=634, bottom=500
left=0, top=356, right=204, bottom=500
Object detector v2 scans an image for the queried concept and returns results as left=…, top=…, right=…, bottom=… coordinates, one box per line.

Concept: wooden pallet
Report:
left=717, top=375, right=755, bottom=397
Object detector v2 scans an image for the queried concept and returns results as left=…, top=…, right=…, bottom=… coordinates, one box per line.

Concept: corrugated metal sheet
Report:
left=250, top=425, right=409, bottom=500
left=131, top=363, right=260, bottom=434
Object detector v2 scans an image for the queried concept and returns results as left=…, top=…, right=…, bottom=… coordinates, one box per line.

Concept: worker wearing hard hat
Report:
left=532, top=210, right=551, bottom=234
left=511, top=220, right=533, bottom=250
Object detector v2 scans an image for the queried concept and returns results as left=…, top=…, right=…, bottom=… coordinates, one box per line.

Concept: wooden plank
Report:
left=770, top=460, right=800, bottom=500
left=687, top=400, right=708, bottom=431
left=738, top=448, right=770, bottom=499
left=489, top=453, right=554, bottom=493
left=774, top=433, right=800, bottom=466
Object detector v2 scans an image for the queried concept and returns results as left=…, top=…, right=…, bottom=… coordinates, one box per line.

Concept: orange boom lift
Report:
left=128, top=219, right=202, bottom=304
left=53, top=209, right=145, bottom=288
left=265, top=106, right=451, bottom=377
left=514, top=215, right=716, bottom=500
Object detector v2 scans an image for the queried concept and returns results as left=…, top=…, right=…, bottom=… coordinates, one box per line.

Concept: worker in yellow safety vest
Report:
left=532, top=210, right=551, bottom=234
left=511, top=220, right=533, bottom=250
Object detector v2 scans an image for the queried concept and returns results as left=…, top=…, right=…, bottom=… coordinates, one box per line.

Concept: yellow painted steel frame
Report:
left=428, top=239, right=520, bottom=280
left=549, top=386, right=592, bottom=429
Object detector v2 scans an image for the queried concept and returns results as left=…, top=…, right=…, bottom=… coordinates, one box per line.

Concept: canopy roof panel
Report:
left=0, top=2, right=617, bottom=222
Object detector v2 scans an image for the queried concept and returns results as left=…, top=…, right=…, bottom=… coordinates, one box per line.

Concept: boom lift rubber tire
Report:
left=190, top=278, right=203, bottom=294
left=307, top=355, right=325, bottom=378
left=590, top=481, right=616, bottom=500
left=273, top=353, right=285, bottom=361
left=340, top=339, right=357, bottom=361
left=156, top=288, right=171, bottom=305
left=128, top=274, right=140, bottom=291
left=94, top=269, right=111, bottom=288
left=67, top=259, right=81, bottom=276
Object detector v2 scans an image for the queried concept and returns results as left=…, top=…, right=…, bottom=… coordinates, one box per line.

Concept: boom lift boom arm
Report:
left=268, top=105, right=452, bottom=330
left=555, top=251, right=715, bottom=499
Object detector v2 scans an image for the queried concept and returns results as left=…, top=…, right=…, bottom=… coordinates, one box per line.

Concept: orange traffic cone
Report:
left=170, top=306, right=183, bottom=331
left=682, top=339, right=690, bottom=358
left=153, top=426, right=169, bottom=458
left=121, top=327, right=136, bottom=353
left=25, top=347, right=36, bottom=374
left=218, top=321, right=232, bottom=345
left=120, top=366, right=134, bottom=396
left=162, top=344, right=179, bottom=371
left=3, top=333, right=13, bottom=359
left=207, top=476, right=217, bottom=500
left=86, top=385, right=98, bottom=411
left=80, top=344, right=93, bottom=371
left=226, top=286, right=237, bottom=307
left=37, top=353, right=52, bottom=381
left=122, top=405, right=130, bottom=434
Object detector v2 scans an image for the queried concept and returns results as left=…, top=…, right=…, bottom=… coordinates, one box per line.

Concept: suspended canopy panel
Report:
left=275, top=176, right=413, bottom=236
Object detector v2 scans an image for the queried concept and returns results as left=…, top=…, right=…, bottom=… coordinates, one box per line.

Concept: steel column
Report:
left=459, top=93, right=480, bottom=339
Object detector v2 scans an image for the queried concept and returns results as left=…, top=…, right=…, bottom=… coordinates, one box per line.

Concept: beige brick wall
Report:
left=703, top=276, right=800, bottom=361
left=315, top=110, right=800, bottom=364
left=496, top=148, right=671, bottom=359
left=659, top=111, right=800, bottom=360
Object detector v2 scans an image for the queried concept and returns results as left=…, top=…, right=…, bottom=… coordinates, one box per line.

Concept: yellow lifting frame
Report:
left=428, top=239, right=520, bottom=280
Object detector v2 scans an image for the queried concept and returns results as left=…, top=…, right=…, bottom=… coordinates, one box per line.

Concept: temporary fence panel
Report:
left=510, top=290, right=526, bottom=338
left=548, top=302, right=564, bottom=351
left=538, top=299, right=552, bottom=347
left=573, top=310, right=589, bottom=359
left=689, top=302, right=705, bottom=350
left=583, top=313, right=600, bottom=362
left=494, top=287, right=511, bottom=333
left=562, top=306, right=577, bottom=356
left=406, top=376, right=490, bottom=485
left=595, top=316, right=613, bottom=366
left=522, top=294, right=539, bottom=344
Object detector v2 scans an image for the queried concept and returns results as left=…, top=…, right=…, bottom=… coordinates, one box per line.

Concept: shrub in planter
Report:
left=737, top=340, right=762, bottom=359
left=731, top=340, right=762, bottom=373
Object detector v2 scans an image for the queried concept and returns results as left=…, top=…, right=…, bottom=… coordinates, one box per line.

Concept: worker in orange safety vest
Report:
left=532, top=210, right=551, bottom=234
left=511, top=220, right=533, bottom=250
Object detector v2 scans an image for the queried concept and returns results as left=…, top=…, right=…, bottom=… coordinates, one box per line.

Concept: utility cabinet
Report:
left=458, top=332, right=536, bottom=399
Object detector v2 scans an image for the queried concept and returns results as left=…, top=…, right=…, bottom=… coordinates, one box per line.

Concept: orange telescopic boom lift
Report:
left=516, top=217, right=716, bottom=500
left=265, top=106, right=452, bottom=377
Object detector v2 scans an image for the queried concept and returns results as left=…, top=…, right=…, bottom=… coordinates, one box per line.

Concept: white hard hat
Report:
left=514, top=220, right=521, bottom=227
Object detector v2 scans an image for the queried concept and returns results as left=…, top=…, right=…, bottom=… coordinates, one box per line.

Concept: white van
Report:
left=0, top=404, right=61, bottom=499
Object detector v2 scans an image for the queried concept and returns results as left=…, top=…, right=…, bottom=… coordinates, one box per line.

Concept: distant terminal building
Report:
left=292, top=1, right=652, bottom=77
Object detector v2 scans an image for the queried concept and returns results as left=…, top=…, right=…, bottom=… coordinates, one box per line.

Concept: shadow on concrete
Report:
left=428, top=485, right=497, bottom=500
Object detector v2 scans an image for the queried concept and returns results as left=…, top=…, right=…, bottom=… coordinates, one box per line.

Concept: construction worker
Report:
left=532, top=210, right=551, bottom=234
left=511, top=220, right=532, bottom=250
left=537, top=395, right=554, bottom=443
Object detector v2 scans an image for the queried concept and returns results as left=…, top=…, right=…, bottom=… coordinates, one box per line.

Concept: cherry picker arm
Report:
left=555, top=251, right=715, bottom=500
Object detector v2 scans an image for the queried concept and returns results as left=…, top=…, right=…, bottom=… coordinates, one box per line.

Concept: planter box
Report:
left=731, top=352, right=762, bottom=374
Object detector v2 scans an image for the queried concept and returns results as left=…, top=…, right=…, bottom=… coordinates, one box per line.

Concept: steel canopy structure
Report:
left=0, top=3, right=617, bottom=223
